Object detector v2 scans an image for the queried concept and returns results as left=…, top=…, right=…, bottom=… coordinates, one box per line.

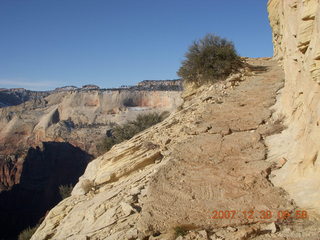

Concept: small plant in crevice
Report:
left=59, top=184, right=73, bottom=199
left=174, top=226, right=188, bottom=237
left=18, top=224, right=40, bottom=240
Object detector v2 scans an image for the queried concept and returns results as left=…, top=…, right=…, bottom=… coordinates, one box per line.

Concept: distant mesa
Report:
left=138, top=79, right=182, bottom=87
left=54, top=86, right=78, bottom=92
left=54, top=85, right=101, bottom=92
left=82, top=84, right=100, bottom=90
left=0, top=88, right=26, bottom=92
left=54, top=85, right=101, bottom=91
left=0, top=80, right=183, bottom=108
left=135, top=79, right=183, bottom=91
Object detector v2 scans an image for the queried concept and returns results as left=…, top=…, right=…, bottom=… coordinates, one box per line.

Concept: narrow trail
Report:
left=31, top=58, right=320, bottom=240
left=141, top=58, right=294, bottom=232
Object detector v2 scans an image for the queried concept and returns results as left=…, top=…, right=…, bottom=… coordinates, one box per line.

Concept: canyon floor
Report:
left=31, top=58, right=320, bottom=240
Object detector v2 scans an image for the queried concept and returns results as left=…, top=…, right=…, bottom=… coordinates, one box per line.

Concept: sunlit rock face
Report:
left=267, top=0, right=320, bottom=214
left=31, top=59, right=312, bottom=240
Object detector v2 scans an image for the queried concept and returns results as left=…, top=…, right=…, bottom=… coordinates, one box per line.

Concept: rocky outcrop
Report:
left=267, top=0, right=320, bottom=214
left=30, top=59, right=320, bottom=240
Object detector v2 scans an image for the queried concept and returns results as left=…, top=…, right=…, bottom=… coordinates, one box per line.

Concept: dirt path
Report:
left=31, top=58, right=320, bottom=240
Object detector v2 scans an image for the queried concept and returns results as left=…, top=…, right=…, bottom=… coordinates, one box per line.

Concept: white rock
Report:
left=263, top=222, right=277, bottom=233
left=226, top=226, right=237, bottom=232
left=120, top=202, right=134, bottom=216
left=130, top=187, right=141, bottom=195
left=198, top=230, right=208, bottom=238
left=126, top=228, right=138, bottom=239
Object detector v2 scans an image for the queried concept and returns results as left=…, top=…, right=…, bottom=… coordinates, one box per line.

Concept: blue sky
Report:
left=0, top=0, right=271, bottom=90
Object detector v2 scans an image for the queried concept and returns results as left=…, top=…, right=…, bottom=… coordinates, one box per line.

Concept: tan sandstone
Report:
left=30, top=59, right=320, bottom=240
left=267, top=0, right=320, bottom=215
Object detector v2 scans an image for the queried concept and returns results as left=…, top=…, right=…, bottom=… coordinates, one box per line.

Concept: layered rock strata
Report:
left=267, top=0, right=320, bottom=214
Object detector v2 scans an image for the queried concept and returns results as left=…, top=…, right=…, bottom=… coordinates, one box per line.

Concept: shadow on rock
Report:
left=0, top=142, right=93, bottom=240
left=248, top=64, right=269, bottom=73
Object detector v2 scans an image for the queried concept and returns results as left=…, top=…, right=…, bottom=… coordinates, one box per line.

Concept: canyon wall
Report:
left=267, top=0, right=320, bottom=214
left=0, top=89, right=182, bottom=189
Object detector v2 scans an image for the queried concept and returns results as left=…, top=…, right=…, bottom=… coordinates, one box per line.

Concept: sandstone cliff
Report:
left=30, top=59, right=320, bottom=240
left=267, top=0, right=320, bottom=214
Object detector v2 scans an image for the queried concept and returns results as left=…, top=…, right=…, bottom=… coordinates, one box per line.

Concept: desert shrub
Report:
left=174, top=226, right=188, bottom=237
left=131, top=112, right=168, bottom=131
left=59, top=184, right=73, bottom=199
left=97, top=112, right=169, bottom=154
left=177, top=34, right=243, bottom=85
left=123, top=98, right=137, bottom=107
left=97, top=135, right=117, bottom=154
left=18, top=224, right=39, bottom=240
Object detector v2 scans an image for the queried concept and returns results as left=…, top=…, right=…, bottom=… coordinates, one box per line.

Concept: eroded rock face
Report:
left=267, top=0, right=320, bottom=214
left=30, top=59, right=320, bottom=240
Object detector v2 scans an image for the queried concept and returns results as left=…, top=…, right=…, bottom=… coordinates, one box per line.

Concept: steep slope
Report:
left=267, top=0, right=320, bottom=214
left=31, top=59, right=320, bottom=240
